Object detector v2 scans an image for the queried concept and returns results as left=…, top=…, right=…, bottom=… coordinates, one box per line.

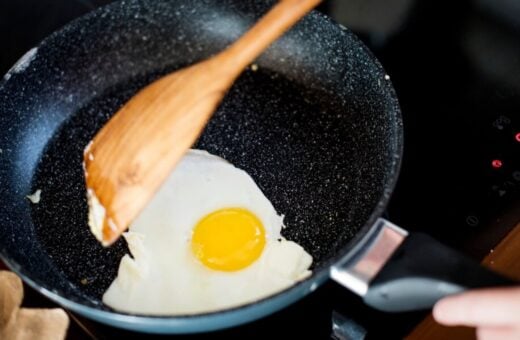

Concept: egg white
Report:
left=102, top=149, right=312, bottom=315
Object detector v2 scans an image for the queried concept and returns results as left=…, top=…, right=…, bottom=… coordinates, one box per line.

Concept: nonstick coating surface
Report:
left=0, top=0, right=401, bottom=314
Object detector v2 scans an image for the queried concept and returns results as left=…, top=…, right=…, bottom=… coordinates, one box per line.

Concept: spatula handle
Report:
left=220, top=0, right=322, bottom=70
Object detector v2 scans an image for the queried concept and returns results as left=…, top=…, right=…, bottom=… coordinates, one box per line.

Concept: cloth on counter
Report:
left=0, top=271, right=69, bottom=340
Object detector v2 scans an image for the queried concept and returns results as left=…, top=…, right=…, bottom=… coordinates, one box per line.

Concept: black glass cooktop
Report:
left=1, top=0, right=519, bottom=339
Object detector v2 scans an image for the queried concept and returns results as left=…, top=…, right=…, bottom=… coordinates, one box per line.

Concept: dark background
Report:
left=1, top=0, right=519, bottom=339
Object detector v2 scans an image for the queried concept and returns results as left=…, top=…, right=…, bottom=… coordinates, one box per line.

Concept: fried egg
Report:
left=102, top=149, right=312, bottom=315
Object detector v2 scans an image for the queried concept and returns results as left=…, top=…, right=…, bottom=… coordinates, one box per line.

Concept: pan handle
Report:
left=330, top=218, right=516, bottom=312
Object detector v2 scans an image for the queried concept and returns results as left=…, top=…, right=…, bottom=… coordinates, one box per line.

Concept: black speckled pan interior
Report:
left=0, top=0, right=401, bottom=312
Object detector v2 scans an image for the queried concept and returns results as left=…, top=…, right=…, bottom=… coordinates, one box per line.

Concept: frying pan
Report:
left=0, top=0, right=515, bottom=334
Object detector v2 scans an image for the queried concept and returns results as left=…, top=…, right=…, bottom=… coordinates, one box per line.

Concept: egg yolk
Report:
left=191, top=208, right=266, bottom=271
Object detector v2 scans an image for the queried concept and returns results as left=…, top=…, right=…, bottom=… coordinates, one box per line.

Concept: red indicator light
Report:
left=515, top=132, right=520, bottom=143
left=492, top=159, right=503, bottom=169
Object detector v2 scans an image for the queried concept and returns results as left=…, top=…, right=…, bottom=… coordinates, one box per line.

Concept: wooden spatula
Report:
left=83, top=0, right=322, bottom=246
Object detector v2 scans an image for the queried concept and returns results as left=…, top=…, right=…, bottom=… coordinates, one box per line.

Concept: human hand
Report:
left=433, top=287, right=520, bottom=340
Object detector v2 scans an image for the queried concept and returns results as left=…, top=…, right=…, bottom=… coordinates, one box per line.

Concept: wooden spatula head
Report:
left=84, top=60, right=234, bottom=245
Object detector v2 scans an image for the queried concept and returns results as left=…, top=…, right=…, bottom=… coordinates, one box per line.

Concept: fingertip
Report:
left=433, top=288, right=520, bottom=328
left=433, top=295, right=461, bottom=325
left=432, top=298, right=449, bottom=323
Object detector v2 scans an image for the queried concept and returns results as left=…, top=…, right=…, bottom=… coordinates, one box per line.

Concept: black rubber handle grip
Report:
left=364, top=233, right=517, bottom=312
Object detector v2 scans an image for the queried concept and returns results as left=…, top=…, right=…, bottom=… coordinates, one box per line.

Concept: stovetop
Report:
left=1, top=0, right=519, bottom=339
